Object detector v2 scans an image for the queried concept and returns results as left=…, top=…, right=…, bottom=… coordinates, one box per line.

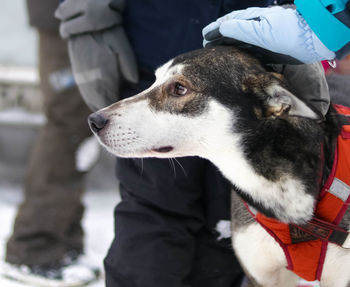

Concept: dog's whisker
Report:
left=173, top=158, right=187, bottom=177
left=168, top=158, right=177, bottom=178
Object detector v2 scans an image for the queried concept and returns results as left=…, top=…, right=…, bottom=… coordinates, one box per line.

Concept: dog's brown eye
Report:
left=173, top=82, right=188, bottom=96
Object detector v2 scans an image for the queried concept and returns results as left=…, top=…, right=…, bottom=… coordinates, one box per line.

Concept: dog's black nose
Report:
left=88, top=113, right=108, bottom=133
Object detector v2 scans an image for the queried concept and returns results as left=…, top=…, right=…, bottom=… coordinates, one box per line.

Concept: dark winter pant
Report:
left=6, top=30, right=92, bottom=267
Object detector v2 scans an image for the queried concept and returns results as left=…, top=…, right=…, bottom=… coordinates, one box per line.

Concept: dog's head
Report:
left=88, top=46, right=318, bottom=160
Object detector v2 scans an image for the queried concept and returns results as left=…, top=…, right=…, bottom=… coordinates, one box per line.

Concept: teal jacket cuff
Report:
left=295, top=0, right=350, bottom=58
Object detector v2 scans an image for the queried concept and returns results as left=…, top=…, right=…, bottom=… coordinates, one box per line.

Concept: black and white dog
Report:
left=88, top=46, right=350, bottom=287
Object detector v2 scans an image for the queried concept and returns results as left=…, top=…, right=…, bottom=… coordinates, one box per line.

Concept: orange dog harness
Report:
left=245, top=104, right=350, bottom=281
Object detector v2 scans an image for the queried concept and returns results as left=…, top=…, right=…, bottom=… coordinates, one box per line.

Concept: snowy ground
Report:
left=0, top=186, right=120, bottom=287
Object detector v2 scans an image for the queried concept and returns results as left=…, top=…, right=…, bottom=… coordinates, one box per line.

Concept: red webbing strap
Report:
left=243, top=202, right=295, bottom=271
left=253, top=211, right=322, bottom=281
left=316, top=117, right=350, bottom=241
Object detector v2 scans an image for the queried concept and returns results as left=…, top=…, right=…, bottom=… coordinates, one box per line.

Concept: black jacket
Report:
left=124, top=0, right=275, bottom=70
left=26, top=0, right=59, bottom=31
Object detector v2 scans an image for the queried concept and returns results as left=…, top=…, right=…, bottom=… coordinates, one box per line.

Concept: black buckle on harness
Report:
left=290, top=218, right=349, bottom=247
left=338, top=114, right=350, bottom=125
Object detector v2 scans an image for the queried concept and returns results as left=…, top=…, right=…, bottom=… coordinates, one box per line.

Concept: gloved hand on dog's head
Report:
left=202, top=6, right=332, bottom=119
left=55, top=0, right=139, bottom=111
left=202, top=6, right=335, bottom=64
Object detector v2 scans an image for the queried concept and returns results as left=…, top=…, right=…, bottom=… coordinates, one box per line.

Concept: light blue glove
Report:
left=202, top=6, right=336, bottom=64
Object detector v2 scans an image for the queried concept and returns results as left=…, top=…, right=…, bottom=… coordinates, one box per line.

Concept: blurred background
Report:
left=0, top=1, right=41, bottom=189
left=0, top=1, right=37, bottom=67
left=0, top=0, right=117, bottom=194
left=0, top=2, right=118, bottom=286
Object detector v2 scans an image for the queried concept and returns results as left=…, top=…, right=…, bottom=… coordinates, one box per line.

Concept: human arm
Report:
left=55, top=0, right=138, bottom=111
left=202, top=1, right=350, bottom=63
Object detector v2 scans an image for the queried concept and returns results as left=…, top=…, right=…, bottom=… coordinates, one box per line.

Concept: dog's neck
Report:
left=193, top=101, right=322, bottom=224
left=201, top=122, right=320, bottom=224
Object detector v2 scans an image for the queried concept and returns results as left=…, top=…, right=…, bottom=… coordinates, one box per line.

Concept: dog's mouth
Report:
left=151, top=146, right=174, bottom=153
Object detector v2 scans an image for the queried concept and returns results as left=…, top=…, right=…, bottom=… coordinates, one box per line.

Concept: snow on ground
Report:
left=0, top=186, right=120, bottom=287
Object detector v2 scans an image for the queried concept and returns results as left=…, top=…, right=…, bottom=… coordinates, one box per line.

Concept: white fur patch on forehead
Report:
left=155, top=59, right=173, bottom=79
left=153, top=60, right=186, bottom=87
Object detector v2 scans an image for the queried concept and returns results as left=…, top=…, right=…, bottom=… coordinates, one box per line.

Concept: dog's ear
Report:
left=264, top=83, right=318, bottom=119
left=243, top=73, right=318, bottom=120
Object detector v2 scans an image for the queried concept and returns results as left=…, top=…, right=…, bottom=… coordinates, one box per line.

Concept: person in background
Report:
left=2, top=0, right=99, bottom=286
